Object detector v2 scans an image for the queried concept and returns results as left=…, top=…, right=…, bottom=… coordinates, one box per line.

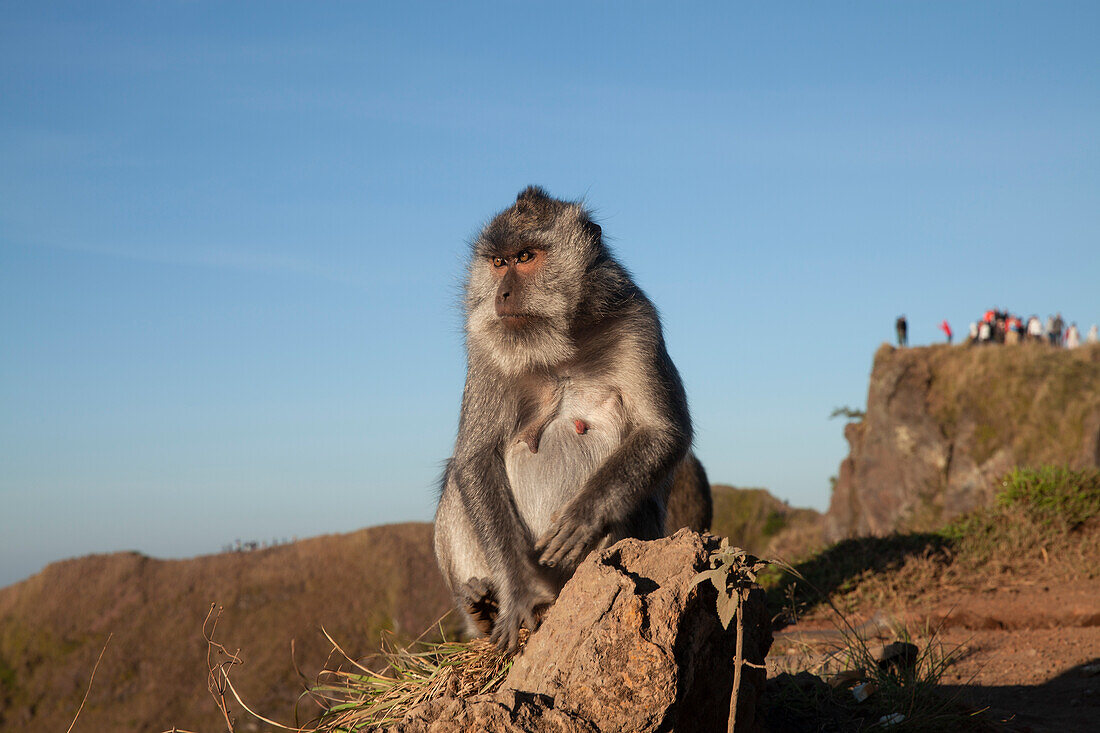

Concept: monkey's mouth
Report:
left=498, top=314, right=535, bottom=329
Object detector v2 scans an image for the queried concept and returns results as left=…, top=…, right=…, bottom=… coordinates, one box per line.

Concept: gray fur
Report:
left=433, top=186, right=708, bottom=649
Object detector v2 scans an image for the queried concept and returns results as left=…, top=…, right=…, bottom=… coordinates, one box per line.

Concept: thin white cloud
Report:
left=7, top=237, right=363, bottom=287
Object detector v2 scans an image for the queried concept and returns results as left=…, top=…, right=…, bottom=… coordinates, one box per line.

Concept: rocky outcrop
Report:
left=398, top=530, right=773, bottom=733
left=825, top=342, right=1100, bottom=541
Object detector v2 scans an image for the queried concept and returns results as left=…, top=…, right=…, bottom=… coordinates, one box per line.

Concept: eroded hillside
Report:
left=826, top=342, right=1100, bottom=541
left=0, top=523, right=451, bottom=732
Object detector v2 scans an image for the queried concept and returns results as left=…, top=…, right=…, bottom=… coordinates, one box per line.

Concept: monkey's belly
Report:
left=505, top=410, right=623, bottom=540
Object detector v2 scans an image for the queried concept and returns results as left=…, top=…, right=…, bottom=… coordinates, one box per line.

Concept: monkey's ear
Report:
left=583, top=220, right=602, bottom=242
left=516, top=185, right=550, bottom=203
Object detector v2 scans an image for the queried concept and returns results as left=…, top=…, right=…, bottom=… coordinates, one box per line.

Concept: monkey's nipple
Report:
left=574, top=419, right=588, bottom=435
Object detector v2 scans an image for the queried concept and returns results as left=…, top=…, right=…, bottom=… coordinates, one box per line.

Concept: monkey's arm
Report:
left=536, top=349, right=691, bottom=568
left=451, top=377, right=556, bottom=650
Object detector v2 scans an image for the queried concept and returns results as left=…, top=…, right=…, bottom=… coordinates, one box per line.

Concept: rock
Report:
left=393, top=690, right=596, bottom=733
left=825, top=343, right=1100, bottom=540
left=397, top=530, right=772, bottom=733
left=827, top=669, right=866, bottom=689
left=876, top=641, right=919, bottom=674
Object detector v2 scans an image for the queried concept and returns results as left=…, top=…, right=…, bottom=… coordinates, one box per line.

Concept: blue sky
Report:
left=2, top=2, right=1097, bottom=587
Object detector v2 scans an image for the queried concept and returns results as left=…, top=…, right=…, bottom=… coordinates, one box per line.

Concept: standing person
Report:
left=1052, top=313, right=1065, bottom=346
left=1027, top=315, right=1043, bottom=342
left=1005, top=315, right=1021, bottom=345
left=1066, top=323, right=1081, bottom=348
left=896, top=315, right=908, bottom=347
left=940, top=320, right=953, bottom=344
left=978, top=320, right=992, bottom=344
left=968, top=321, right=979, bottom=345
left=1088, top=324, right=1099, bottom=344
left=1046, top=315, right=1057, bottom=345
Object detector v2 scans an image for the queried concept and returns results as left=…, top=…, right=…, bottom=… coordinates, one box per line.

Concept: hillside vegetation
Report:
left=710, top=484, right=822, bottom=559
left=0, top=484, right=811, bottom=732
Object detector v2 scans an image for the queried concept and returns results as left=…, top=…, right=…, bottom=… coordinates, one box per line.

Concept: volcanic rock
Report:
left=398, top=530, right=772, bottom=732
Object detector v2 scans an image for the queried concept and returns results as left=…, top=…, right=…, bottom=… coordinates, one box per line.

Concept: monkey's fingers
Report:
left=560, top=537, right=592, bottom=568
left=534, top=526, right=568, bottom=566
left=538, top=522, right=592, bottom=568
left=491, top=605, right=536, bottom=652
left=533, top=526, right=554, bottom=556
left=490, top=620, right=518, bottom=651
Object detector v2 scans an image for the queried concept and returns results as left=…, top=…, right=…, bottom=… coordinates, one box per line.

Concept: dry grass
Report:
left=203, top=604, right=520, bottom=732
left=306, top=632, right=517, bottom=731
left=759, top=466, right=1100, bottom=730
left=922, top=344, right=1100, bottom=499
left=764, top=561, right=998, bottom=732
left=766, top=622, right=993, bottom=732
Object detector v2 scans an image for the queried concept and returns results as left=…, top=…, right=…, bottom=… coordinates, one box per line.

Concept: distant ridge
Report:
left=710, top=485, right=822, bottom=559
left=0, top=486, right=826, bottom=730
left=0, top=522, right=451, bottom=732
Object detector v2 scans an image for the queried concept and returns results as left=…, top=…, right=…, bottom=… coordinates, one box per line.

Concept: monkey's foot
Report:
left=458, top=577, right=498, bottom=636
left=491, top=578, right=556, bottom=652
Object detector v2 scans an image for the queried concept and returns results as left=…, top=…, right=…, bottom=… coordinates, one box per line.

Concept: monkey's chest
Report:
left=505, top=387, right=626, bottom=539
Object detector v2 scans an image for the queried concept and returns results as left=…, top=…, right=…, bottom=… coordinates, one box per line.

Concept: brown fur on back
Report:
left=665, top=453, right=712, bottom=533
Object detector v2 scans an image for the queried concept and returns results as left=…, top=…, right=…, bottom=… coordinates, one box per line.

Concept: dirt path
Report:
left=940, top=627, right=1100, bottom=731
left=929, top=582, right=1100, bottom=731
left=774, top=580, right=1100, bottom=731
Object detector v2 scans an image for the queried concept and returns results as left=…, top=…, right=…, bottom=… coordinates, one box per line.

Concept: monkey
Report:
left=433, top=186, right=711, bottom=650
left=665, top=451, right=713, bottom=535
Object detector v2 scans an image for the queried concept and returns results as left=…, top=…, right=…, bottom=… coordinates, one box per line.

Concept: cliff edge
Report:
left=825, top=342, right=1100, bottom=541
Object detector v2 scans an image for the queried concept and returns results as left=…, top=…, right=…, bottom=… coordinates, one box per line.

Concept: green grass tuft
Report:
left=995, top=465, right=1100, bottom=528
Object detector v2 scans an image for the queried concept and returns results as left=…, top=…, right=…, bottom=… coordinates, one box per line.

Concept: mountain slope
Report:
left=0, top=522, right=450, bottom=732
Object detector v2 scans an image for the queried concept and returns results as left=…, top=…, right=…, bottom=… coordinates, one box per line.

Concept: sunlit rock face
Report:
left=825, top=343, right=1100, bottom=541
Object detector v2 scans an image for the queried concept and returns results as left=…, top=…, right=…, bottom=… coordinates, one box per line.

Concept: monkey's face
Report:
left=464, top=187, right=604, bottom=375
left=490, top=247, right=546, bottom=330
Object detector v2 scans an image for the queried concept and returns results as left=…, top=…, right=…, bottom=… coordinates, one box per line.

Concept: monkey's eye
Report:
left=492, top=257, right=505, bottom=268
left=516, top=250, right=534, bottom=263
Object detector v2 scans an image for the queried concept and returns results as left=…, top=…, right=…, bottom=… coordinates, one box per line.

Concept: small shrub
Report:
left=761, top=511, right=787, bottom=538
left=996, top=465, right=1100, bottom=528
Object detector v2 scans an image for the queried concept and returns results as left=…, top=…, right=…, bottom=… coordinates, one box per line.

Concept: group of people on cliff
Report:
left=894, top=312, right=1098, bottom=348
left=967, top=310, right=1096, bottom=348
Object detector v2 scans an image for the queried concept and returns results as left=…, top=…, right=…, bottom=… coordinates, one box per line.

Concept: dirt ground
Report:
left=774, top=579, right=1100, bottom=731
left=930, top=582, right=1100, bottom=732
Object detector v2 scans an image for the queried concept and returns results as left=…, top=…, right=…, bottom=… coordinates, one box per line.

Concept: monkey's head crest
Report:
left=463, top=186, right=619, bottom=375
left=516, top=185, right=551, bottom=203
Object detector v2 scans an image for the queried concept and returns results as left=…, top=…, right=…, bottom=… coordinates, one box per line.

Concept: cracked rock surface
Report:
left=397, top=530, right=772, bottom=733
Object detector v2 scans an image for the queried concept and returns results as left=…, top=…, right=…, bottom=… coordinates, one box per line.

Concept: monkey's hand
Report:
left=491, top=569, right=556, bottom=652
left=535, top=508, right=605, bottom=570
